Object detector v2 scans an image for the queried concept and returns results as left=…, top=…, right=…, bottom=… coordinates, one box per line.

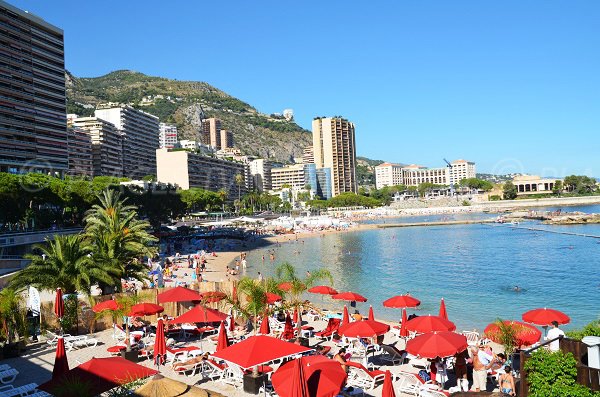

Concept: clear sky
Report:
left=11, top=1, right=600, bottom=175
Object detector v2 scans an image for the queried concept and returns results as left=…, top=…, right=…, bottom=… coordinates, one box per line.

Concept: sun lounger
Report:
left=173, top=358, right=204, bottom=377
left=0, top=383, right=38, bottom=397
left=0, top=369, right=18, bottom=385
left=419, top=386, right=450, bottom=397
left=202, top=359, right=227, bottom=380
left=379, top=344, right=407, bottom=365
left=315, top=318, right=341, bottom=340
left=166, top=346, right=194, bottom=363
left=393, top=371, right=435, bottom=396
left=461, top=330, right=480, bottom=347
left=345, top=361, right=386, bottom=390
left=220, top=363, right=245, bottom=387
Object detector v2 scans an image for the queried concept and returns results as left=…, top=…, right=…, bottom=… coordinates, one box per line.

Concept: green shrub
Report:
left=566, top=320, right=600, bottom=341
left=489, top=195, right=501, bottom=201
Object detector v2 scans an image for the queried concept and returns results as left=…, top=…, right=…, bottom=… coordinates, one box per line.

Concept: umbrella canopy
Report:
left=279, top=282, right=294, bottom=292
left=406, top=331, right=468, bottom=359
left=484, top=320, right=542, bottom=346
left=259, top=314, right=271, bottom=335
left=133, top=374, right=227, bottom=397
left=154, top=319, right=167, bottom=365
left=382, top=370, right=396, bottom=397
left=383, top=294, right=421, bottom=308
left=92, top=299, right=121, bottom=313
left=216, top=321, right=229, bottom=352
left=272, top=355, right=346, bottom=397
left=40, top=357, right=157, bottom=396
left=54, top=288, right=64, bottom=319
left=338, top=320, right=390, bottom=338
left=228, top=313, right=235, bottom=332
left=293, top=308, right=299, bottom=324
left=212, top=335, right=311, bottom=370
left=400, top=309, right=409, bottom=338
left=522, top=308, right=570, bottom=326
left=266, top=292, right=283, bottom=304
left=201, top=291, right=227, bottom=303
left=171, top=306, right=228, bottom=324
left=157, top=286, right=202, bottom=303
left=308, top=286, right=338, bottom=295
left=404, top=315, right=456, bottom=333
left=130, top=303, right=164, bottom=316
left=368, top=305, right=375, bottom=321
left=439, top=298, right=448, bottom=320
left=332, top=292, right=367, bottom=302
left=52, top=337, right=69, bottom=380
left=282, top=313, right=294, bottom=340
left=342, top=306, right=350, bottom=326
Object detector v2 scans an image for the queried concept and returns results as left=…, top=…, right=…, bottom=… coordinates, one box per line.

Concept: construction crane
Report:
left=443, top=158, right=455, bottom=196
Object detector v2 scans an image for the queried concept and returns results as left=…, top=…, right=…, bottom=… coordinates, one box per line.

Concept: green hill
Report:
left=66, top=70, right=311, bottom=163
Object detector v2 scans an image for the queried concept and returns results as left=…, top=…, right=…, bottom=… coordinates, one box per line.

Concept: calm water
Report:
left=245, top=206, right=600, bottom=332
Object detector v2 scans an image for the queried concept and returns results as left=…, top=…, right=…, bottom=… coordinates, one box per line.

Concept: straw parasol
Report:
left=133, top=374, right=227, bottom=396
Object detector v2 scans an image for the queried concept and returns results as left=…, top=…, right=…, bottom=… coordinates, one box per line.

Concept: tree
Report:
left=552, top=180, right=563, bottom=195
left=486, top=319, right=536, bottom=358
left=0, top=289, right=28, bottom=344
left=503, top=181, right=518, bottom=200
left=94, top=294, right=140, bottom=353
left=234, top=173, right=244, bottom=205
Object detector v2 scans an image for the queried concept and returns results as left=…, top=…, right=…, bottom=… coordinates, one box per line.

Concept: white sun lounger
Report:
left=0, top=369, right=18, bottom=385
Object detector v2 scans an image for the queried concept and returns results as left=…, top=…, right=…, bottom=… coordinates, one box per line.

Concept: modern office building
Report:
left=312, top=117, right=357, bottom=196
left=249, top=159, right=272, bottom=192
left=302, top=146, right=314, bottom=164
left=304, top=163, right=318, bottom=195
left=0, top=1, right=67, bottom=174
left=316, top=168, right=333, bottom=200
left=159, top=123, right=177, bottom=149
left=220, top=129, right=234, bottom=149
left=374, top=163, right=405, bottom=189
left=73, top=117, right=123, bottom=177
left=156, top=149, right=248, bottom=200
left=201, top=118, right=221, bottom=149
left=95, top=103, right=159, bottom=179
left=270, top=163, right=306, bottom=191
left=380, top=159, right=477, bottom=188
left=66, top=124, right=92, bottom=177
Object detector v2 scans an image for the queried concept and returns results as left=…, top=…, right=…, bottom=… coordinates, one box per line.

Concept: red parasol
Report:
left=400, top=308, right=409, bottom=338
left=368, top=305, right=375, bottom=321
left=282, top=313, right=294, bottom=340
left=406, top=331, right=468, bottom=359
left=338, top=320, right=390, bottom=338
left=229, top=313, right=235, bottom=332
left=52, top=337, right=69, bottom=380
left=484, top=320, right=542, bottom=346
left=332, top=292, right=367, bottom=302
left=129, top=303, right=164, bottom=316
left=308, top=286, right=338, bottom=295
left=154, top=319, right=167, bottom=366
left=404, top=315, right=456, bottom=333
left=439, top=298, right=448, bottom=320
left=272, top=355, right=346, bottom=397
left=157, top=286, right=202, bottom=303
left=212, top=335, right=311, bottom=370
left=293, top=308, right=299, bottom=324
left=259, top=313, right=271, bottom=335
left=382, top=370, right=396, bottom=397
left=522, top=308, right=570, bottom=326
left=216, top=321, right=230, bottom=352
left=54, top=288, right=64, bottom=319
left=266, top=292, right=283, bottom=304
left=40, top=357, right=157, bottom=396
left=92, top=299, right=121, bottom=313
left=383, top=294, right=421, bottom=308
left=278, top=282, right=294, bottom=292
left=170, top=305, right=228, bottom=324
left=201, top=291, right=227, bottom=303
left=342, top=306, right=350, bottom=326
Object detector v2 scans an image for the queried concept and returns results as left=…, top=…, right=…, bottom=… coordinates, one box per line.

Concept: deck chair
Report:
left=315, top=318, right=341, bottom=340
left=202, top=359, right=227, bottom=380
left=0, top=383, right=38, bottom=397
left=345, top=361, right=386, bottom=390
left=0, top=369, right=18, bottom=385
left=379, top=344, right=407, bottom=365
left=419, top=387, right=449, bottom=397
left=461, top=330, right=480, bottom=346
left=173, top=358, right=204, bottom=377
left=166, top=346, right=192, bottom=363
left=221, top=363, right=244, bottom=387
left=393, top=371, right=435, bottom=396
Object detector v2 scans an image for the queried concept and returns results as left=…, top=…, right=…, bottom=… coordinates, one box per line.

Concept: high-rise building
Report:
left=302, top=146, right=314, bottom=164
left=448, top=159, right=476, bottom=186
left=220, top=129, right=234, bottom=149
left=201, top=118, right=221, bottom=149
left=159, top=123, right=177, bottom=149
left=66, top=124, right=92, bottom=177
left=316, top=168, right=332, bottom=200
left=95, top=104, right=159, bottom=179
left=374, top=163, right=405, bottom=189
left=0, top=1, right=67, bottom=174
left=73, top=117, right=123, bottom=177
left=249, top=159, right=272, bottom=192
left=312, top=117, right=357, bottom=196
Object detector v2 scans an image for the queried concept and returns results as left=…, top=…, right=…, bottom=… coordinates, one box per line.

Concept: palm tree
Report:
left=234, top=173, right=244, bottom=212
left=94, top=294, right=140, bottom=353
left=0, top=288, right=28, bottom=344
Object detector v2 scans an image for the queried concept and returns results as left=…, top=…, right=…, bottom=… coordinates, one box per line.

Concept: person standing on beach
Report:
left=454, top=348, right=469, bottom=391
left=546, top=321, right=565, bottom=351
left=257, top=272, right=263, bottom=282
left=471, top=346, right=492, bottom=392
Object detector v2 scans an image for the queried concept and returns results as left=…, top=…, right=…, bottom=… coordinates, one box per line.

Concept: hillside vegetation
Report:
left=66, top=70, right=311, bottom=162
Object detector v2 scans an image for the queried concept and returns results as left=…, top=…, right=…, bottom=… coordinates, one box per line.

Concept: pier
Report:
left=377, top=219, right=496, bottom=228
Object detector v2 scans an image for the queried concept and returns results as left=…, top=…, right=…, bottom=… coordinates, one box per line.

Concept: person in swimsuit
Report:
left=498, top=365, right=516, bottom=396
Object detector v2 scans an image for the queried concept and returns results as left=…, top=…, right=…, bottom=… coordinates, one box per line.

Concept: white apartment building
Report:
left=448, top=159, right=476, bottom=186
left=159, top=123, right=177, bottom=149
left=73, top=117, right=123, bottom=177
left=270, top=164, right=306, bottom=191
left=375, top=163, right=405, bottom=189
left=249, top=159, right=272, bottom=192
left=375, top=160, right=476, bottom=188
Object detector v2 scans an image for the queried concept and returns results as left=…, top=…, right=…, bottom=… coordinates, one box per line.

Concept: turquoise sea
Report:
left=245, top=204, right=600, bottom=332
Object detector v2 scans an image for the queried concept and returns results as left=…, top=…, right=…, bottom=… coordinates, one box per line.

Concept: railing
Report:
left=518, top=336, right=562, bottom=397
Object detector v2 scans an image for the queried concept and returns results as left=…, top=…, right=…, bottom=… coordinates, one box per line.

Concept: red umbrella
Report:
left=382, top=370, right=396, bottom=397
left=153, top=319, right=167, bottom=366
left=129, top=303, right=164, bottom=316
left=293, top=308, right=299, bottom=324
left=201, top=291, right=227, bottom=303
left=439, top=298, right=448, bottom=320
left=308, top=286, right=338, bottom=295
left=40, top=357, right=157, bottom=396
left=404, top=315, right=456, bottom=333
left=229, top=312, right=235, bottom=332
left=342, top=306, right=350, bottom=326
left=272, top=355, right=346, bottom=397
left=383, top=294, right=421, bottom=308
left=259, top=313, right=271, bottom=335
left=282, top=313, right=294, bottom=340
left=212, top=335, right=311, bottom=370
left=368, top=305, right=375, bottom=321
left=279, top=282, right=294, bottom=292
left=52, top=337, right=69, bottom=380
left=266, top=292, right=283, bottom=304
left=406, top=331, right=468, bottom=359
left=338, top=320, right=390, bottom=338
left=216, top=321, right=230, bottom=352
left=332, top=292, right=367, bottom=302
left=54, top=288, right=64, bottom=319
left=484, top=320, right=542, bottom=346
left=92, top=300, right=121, bottom=313
left=170, top=306, right=228, bottom=324
left=400, top=309, right=409, bottom=338
left=522, top=308, right=570, bottom=326
left=157, top=286, right=202, bottom=303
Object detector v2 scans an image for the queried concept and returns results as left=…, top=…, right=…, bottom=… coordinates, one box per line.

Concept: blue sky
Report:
left=12, top=1, right=600, bottom=175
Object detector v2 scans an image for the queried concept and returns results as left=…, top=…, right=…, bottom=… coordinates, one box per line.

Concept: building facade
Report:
left=316, top=168, right=333, bottom=200
left=95, top=104, right=159, bottom=179
left=66, top=124, right=92, bottom=177
left=0, top=1, right=67, bottom=174
left=312, top=117, right=357, bottom=196
left=375, top=163, right=405, bottom=189
left=302, top=146, right=314, bottom=164
left=448, top=159, right=476, bottom=186
left=513, top=175, right=559, bottom=195
left=249, top=159, right=272, bottom=192
left=73, top=117, right=122, bottom=177
left=159, top=123, right=177, bottom=149
left=270, top=163, right=306, bottom=191
left=220, top=129, right=233, bottom=149
left=201, top=118, right=221, bottom=149
left=376, top=160, right=477, bottom=188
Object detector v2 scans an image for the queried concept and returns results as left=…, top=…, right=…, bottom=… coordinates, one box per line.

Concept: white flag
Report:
left=28, top=286, right=41, bottom=316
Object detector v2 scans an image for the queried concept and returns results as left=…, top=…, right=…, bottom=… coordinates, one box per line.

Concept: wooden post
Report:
left=519, top=350, right=528, bottom=397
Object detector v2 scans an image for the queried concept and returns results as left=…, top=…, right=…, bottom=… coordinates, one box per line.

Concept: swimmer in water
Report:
left=513, top=286, right=522, bottom=292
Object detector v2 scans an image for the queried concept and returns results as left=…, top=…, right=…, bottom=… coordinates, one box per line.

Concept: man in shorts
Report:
left=471, top=346, right=493, bottom=392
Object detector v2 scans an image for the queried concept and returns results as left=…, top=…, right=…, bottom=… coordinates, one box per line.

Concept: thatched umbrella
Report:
left=133, top=374, right=227, bottom=397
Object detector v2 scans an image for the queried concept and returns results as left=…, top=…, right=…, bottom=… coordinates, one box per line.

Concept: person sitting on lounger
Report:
left=334, top=347, right=348, bottom=372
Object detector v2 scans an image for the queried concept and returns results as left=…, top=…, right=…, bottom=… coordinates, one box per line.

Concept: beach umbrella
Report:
left=282, top=313, right=294, bottom=340
left=92, top=299, right=121, bottom=313
left=484, top=320, right=541, bottom=347
left=522, top=308, right=570, bottom=326
left=201, top=291, right=227, bottom=303
left=338, top=320, right=390, bottom=338
left=130, top=303, right=164, bottom=317
left=279, top=282, right=294, bottom=292
left=400, top=309, right=409, bottom=338
left=382, top=370, right=396, bottom=397
left=259, top=314, right=271, bottom=335
left=266, top=292, right=283, bottom=304
left=332, top=292, right=367, bottom=303
left=404, top=315, right=456, bottom=334
left=52, top=337, right=69, bottom=380
left=171, top=306, right=228, bottom=324
left=308, top=286, right=338, bottom=295
left=157, top=286, right=202, bottom=303
left=382, top=294, right=421, bottom=308
left=439, top=298, right=448, bottom=320
left=406, top=331, right=468, bottom=359
left=212, top=335, right=311, bottom=370
left=293, top=308, right=299, bottom=324
left=54, top=288, right=64, bottom=320
left=272, top=355, right=347, bottom=397
left=154, top=319, right=167, bottom=367
left=342, top=306, right=350, bottom=326
left=368, top=305, right=374, bottom=321
left=133, top=374, right=227, bottom=397
left=228, top=313, right=235, bottom=332
left=216, top=321, right=229, bottom=352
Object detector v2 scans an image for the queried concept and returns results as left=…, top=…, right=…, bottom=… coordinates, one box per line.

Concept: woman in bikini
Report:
left=498, top=365, right=516, bottom=396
